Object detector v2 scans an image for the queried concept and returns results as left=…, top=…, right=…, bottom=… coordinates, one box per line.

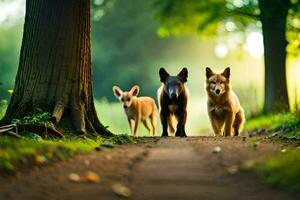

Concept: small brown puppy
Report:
left=206, top=67, right=245, bottom=136
left=113, top=85, right=157, bottom=136
left=158, top=68, right=189, bottom=137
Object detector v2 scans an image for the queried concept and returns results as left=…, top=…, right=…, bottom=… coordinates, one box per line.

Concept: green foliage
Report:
left=153, top=0, right=259, bottom=37
left=153, top=0, right=300, bottom=57
left=11, top=110, right=55, bottom=128
left=245, top=113, right=300, bottom=131
left=257, top=150, right=300, bottom=193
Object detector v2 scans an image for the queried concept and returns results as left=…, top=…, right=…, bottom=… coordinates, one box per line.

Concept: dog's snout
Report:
left=123, top=105, right=128, bottom=109
left=170, top=93, right=177, bottom=100
left=215, top=89, right=220, bottom=94
left=168, top=87, right=178, bottom=100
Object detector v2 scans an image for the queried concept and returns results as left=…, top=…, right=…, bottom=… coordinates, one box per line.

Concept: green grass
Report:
left=245, top=113, right=300, bottom=132
left=257, top=149, right=300, bottom=193
left=0, top=103, right=141, bottom=173
left=0, top=134, right=137, bottom=172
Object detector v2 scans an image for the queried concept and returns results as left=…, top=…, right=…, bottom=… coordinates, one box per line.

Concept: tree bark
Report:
left=1, top=0, right=111, bottom=135
left=259, top=0, right=291, bottom=113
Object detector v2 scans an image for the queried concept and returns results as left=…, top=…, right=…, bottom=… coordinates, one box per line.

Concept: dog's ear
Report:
left=222, top=67, right=230, bottom=79
left=177, top=67, right=188, bottom=82
left=112, top=86, right=123, bottom=98
left=206, top=67, right=214, bottom=78
left=130, top=85, right=140, bottom=96
left=159, top=68, right=170, bottom=83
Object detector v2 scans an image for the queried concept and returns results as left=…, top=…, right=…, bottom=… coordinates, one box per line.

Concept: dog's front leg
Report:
left=127, top=118, right=134, bottom=135
left=224, top=111, right=234, bottom=136
left=175, top=109, right=187, bottom=137
left=133, top=110, right=141, bottom=137
left=208, top=111, right=221, bottom=136
left=160, top=109, right=169, bottom=137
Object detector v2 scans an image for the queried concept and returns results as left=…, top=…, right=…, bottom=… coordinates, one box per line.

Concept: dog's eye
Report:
left=128, top=98, right=131, bottom=101
left=212, top=81, right=216, bottom=84
left=121, top=98, right=124, bottom=102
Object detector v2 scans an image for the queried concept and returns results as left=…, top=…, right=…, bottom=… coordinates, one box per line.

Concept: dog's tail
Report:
left=168, top=114, right=176, bottom=134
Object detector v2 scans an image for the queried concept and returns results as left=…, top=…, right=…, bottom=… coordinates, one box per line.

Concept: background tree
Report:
left=1, top=0, right=111, bottom=135
left=153, top=0, right=300, bottom=113
left=258, top=0, right=290, bottom=113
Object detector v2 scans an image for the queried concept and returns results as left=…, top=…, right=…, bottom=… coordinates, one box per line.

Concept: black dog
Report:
left=157, top=68, right=189, bottom=137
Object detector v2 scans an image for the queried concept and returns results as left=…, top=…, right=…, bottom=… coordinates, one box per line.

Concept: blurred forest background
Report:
left=0, top=0, right=300, bottom=135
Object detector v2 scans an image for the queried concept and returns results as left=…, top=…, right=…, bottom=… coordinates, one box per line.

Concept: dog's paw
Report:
left=175, top=131, right=187, bottom=137
left=161, top=132, right=169, bottom=137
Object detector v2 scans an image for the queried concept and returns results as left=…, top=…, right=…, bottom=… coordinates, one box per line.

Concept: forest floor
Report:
left=0, top=136, right=299, bottom=200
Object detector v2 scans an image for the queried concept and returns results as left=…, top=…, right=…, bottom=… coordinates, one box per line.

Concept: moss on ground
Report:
left=245, top=113, right=300, bottom=132
left=245, top=113, right=300, bottom=140
left=246, top=113, right=300, bottom=193
left=256, top=149, right=300, bottom=193
left=0, top=133, right=137, bottom=172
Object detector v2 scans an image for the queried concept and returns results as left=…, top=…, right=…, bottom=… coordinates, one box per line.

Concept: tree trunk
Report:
left=1, top=0, right=111, bottom=135
left=259, top=0, right=291, bottom=113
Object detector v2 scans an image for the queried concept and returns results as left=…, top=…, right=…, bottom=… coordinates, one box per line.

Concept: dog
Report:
left=113, top=85, right=157, bottom=136
left=205, top=67, right=245, bottom=136
left=157, top=68, right=189, bottom=137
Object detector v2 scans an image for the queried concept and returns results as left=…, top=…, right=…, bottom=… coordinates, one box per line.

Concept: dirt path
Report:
left=0, top=137, right=298, bottom=200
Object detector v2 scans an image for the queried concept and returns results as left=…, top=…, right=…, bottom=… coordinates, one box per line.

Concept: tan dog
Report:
left=205, top=67, right=245, bottom=136
left=113, top=85, right=157, bottom=136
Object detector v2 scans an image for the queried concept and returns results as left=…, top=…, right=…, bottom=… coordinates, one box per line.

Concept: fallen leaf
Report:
left=35, top=154, right=47, bottom=164
left=213, top=146, right=221, bottom=153
left=68, top=173, right=81, bottom=182
left=226, top=165, right=239, bottom=175
left=281, top=149, right=287, bottom=153
left=112, top=183, right=132, bottom=197
left=82, top=171, right=100, bottom=183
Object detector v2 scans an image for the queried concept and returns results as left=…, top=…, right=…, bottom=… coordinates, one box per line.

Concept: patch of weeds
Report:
left=245, top=113, right=300, bottom=140
left=256, top=149, right=300, bottom=193
left=11, top=109, right=55, bottom=128
left=277, top=128, right=300, bottom=140
left=106, top=134, right=138, bottom=145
